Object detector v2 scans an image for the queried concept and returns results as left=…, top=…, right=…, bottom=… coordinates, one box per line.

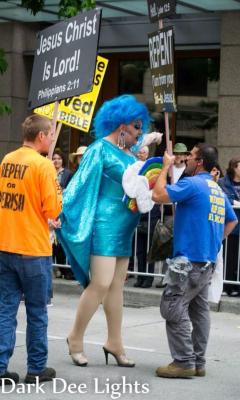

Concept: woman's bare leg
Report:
left=68, top=256, right=116, bottom=353
left=102, top=257, right=129, bottom=354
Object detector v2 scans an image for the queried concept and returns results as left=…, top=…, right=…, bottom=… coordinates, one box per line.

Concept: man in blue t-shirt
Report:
left=152, top=143, right=237, bottom=379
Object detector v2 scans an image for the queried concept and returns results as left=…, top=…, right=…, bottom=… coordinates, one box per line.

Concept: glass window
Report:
left=176, top=55, right=220, bottom=147
left=177, top=58, right=208, bottom=96
left=119, top=60, right=149, bottom=95
left=177, top=57, right=220, bottom=97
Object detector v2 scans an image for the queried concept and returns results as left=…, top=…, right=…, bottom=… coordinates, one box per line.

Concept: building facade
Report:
left=0, top=10, right=239, bottom=168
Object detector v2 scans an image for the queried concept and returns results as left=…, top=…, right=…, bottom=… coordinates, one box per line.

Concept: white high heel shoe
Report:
left=66, top=339, right=88, bottom=367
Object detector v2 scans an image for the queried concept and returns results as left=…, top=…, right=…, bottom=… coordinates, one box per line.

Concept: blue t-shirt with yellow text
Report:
left=166, top=172, right=237, bottom=263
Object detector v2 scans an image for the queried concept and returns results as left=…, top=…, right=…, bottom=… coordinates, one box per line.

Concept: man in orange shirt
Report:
left=0, top=115, right=62, bottom=385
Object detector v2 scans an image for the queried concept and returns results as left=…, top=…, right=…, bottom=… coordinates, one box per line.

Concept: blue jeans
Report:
left=0, top=251, right=52, bottom=374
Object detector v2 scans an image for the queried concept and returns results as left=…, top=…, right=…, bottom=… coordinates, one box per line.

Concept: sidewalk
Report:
left=53, top=276, right=240, bottom=314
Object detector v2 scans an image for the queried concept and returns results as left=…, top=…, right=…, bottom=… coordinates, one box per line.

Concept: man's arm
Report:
left=152, top=151, right=175, bottom=203
left=223, top=194, right=238, bottom=238
left=40, top=161, right=62, bottom=220
left=224, top=220, right=238, bottom=238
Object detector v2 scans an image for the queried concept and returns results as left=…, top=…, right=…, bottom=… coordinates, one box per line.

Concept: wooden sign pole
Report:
left=48, top=101, right=61, bottom=159
left=159, top=19, right=172, bottom=157
left=159, top=19, right=173, bottom=182
left=49, top=122, right=63, bottom=160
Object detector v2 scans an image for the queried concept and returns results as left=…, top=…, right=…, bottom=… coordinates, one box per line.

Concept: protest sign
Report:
left=28, top=8, right=101, bottom=109
left=34, top=56, right=108, bottom=132
left=148, top=26, right=177, bottom=112
left=147, top=0, right=176, bottom=22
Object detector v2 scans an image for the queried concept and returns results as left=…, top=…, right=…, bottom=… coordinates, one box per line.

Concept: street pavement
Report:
left=4, top=291, right=240, bottom=400
left=53, top=276, right=240, bottom=314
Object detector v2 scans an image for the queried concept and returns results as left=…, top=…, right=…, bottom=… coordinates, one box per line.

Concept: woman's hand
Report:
left=49, top=218, right=62, bottom=229
left=141, top=132, right=163, bottom=147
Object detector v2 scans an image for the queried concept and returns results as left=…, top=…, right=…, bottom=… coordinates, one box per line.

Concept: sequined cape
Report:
left=57, top=139, right=140, bottom=287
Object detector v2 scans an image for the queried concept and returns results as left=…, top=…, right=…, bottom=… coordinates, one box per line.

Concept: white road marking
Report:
left=16, top=330, right=156, bottom=352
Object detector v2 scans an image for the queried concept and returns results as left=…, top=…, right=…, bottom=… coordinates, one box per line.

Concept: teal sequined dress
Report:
left=57, top=139, right=140, bottom=287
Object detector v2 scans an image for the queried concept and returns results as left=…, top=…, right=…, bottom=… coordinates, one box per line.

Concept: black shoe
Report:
left=24, top=367, right=56, bottom=384
left=64, top=272, right=75, bottom=280
left=223, top=284, right=234, bottom=296
left=141, top=280, right=153, bottom=288
left=103, top=347, right=135, bottom=367
left=133, top=279, right=143, bottom=288
left=229, top=291, right=240, bottom=297
left=156, top=279, right=166, bottom=288
left=0, top=371, right=19, bottom=385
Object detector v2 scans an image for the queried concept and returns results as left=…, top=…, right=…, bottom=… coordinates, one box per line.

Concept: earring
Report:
left=117, top=131, right=125, bottom=149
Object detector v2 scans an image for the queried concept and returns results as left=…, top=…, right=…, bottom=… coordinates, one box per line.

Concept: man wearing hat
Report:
left=172, top=143, right=188, bottom=183
left=69, top=146, right=88, bottom=168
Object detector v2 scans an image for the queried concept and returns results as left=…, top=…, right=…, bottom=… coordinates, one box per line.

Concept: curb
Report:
left=53, top=279, right=240, bottom=314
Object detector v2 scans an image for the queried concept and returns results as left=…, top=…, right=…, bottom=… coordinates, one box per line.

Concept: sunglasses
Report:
left=173, top=152, right=187, bottom=156
left=132, top=122, right=142, bottom=130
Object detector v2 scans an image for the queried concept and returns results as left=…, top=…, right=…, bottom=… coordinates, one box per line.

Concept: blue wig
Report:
left=93, top=95, right=150, bottom=139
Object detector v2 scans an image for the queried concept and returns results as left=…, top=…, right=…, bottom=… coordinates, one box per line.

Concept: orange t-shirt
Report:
left=0, top=146, right=62, bottom=256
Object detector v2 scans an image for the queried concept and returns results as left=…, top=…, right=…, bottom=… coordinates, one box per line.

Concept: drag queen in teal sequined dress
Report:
left=58, top=95, right=150, bottom=367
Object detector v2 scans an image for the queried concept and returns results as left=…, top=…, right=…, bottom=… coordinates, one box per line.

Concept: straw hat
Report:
left=69, top=146, right=87, bottom=163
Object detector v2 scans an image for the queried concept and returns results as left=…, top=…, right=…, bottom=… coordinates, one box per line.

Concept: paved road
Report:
left=4, top=293, right=240, bottom=400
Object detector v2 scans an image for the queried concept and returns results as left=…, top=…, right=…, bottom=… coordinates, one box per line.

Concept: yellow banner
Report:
left=34, top=56, right=108, bottom=132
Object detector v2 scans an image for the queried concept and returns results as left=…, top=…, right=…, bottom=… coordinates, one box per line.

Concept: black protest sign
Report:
left=147, top=0, right=176, bottom=22
left=148, top=26, right=177, bottom=112
left=28, top=8, right=101, bottom=110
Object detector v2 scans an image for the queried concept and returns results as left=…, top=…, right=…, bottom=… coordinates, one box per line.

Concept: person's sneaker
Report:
left=24, top=367, right=56, bottom=384
left=195, top=367, right=206, bottom=377
left=156, top=362, right=195, bottom=378
left=0, top=371, right=19, bottom=385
